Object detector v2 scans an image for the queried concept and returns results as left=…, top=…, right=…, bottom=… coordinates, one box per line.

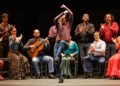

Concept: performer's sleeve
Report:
left=9, top=36, right=15, bottom=47
left=23, top=39, right=32, bottom=51
left=88, top=43, right=94, bottom=55
left=48, top=26, right=57, bottom=39
left=19, top=41, right=24, bottom=48
left=43, top=41, right=50, bottom=52
left=64, top=6, right=73, bottom=27
left=95, top=41, right=106, bottom=53
left=86, top=24, right=95, bottom=35
left=74, top=24, right=80, bottom=37
left=110, top=22, right=119, bottom=35
left=54, top=12, right=64, bottom=29
left=0, top=26, right=6, bottom=35
left=99, top=26, right=104, bottom=38
left=9, top=25, right=14, bottom=31
left=72, top=42, right=79, bottom=56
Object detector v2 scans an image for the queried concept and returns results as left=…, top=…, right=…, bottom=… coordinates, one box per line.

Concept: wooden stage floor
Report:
left=0, top=78, right=120, bottom=86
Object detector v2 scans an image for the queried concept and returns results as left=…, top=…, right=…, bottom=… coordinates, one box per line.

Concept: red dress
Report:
left=106, top=49, right=120, bottom=78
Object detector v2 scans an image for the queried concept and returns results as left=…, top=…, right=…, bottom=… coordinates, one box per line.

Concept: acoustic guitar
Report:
left=27, top=37, right=49, bottom=58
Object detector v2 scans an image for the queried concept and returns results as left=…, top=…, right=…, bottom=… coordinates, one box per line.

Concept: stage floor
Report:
left=0, top=78, right=120, bottom=86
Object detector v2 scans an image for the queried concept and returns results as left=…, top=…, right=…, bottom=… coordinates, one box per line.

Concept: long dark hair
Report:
left=104, top=13, right=114, bottom=22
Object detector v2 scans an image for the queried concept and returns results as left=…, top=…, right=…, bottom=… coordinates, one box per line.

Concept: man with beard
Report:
left=99, top=13, right=119, bottom=58
left=23, top=29, right=55, bottom=79
left=74, top=13, right=95, bottom=74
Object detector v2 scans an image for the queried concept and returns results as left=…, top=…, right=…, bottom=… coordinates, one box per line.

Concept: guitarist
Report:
left=23, top=29, right=55, bottom=79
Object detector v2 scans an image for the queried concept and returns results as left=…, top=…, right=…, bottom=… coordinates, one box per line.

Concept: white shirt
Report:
left=88, top=39, right=106, bottom=56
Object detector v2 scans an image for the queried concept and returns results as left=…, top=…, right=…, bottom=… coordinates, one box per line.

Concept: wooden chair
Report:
left=0, top=58, right=10, bottom=78
left=70, top=54, right=78, bottom=78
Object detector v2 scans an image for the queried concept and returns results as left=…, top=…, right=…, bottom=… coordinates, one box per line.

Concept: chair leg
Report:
left=76, top=62, right=78, bottom=78
left=45, top=64, right=47, bottom=78
left=30, top=64, right=33, bottom=78
left=74, top=62, right=76, bottom=78
left=104, top=62, right=108, bottom=78
left=41, top=62, right=43, bottom=78
left=8, top=60, right=11, bottom=79
left=75, top=62, right=78, bottom=78
left=91, top=63, right=94, bottom=78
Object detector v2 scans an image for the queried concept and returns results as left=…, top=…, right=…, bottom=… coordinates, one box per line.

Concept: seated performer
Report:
left=8, top=27, right=30, bottom=80
left=106, top=36, right=120, bottom=79
left=23, top=29, right=55, bottom=79
left=60, top=36, right=79, bottom=78
left=83, top=31, right=106, bottom=78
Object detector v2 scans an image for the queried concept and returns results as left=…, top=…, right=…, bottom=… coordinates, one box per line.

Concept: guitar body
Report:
left=27, top=41, right=44, bottom=58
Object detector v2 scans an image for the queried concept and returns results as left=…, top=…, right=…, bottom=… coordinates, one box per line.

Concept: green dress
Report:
left=60, top=41, right=79, bottom=77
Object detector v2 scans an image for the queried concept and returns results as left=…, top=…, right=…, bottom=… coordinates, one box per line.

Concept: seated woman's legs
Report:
left=8, top=52, right=21, bottom=79
left=60, top=57, right=67, bottom=76
left=19, top=54, right=30, bottom=77
left=66, top=56, right=74, bottom=78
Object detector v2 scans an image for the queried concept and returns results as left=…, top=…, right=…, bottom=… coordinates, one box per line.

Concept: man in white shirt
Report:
left=83, top=31, right=106, bottom=78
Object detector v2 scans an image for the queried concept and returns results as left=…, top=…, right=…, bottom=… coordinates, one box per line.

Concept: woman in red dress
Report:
left=106, top=36, right=120, bottom=79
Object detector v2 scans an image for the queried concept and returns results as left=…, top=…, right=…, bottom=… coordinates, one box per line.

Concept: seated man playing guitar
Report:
left=23, top=29, right=55, bottom=79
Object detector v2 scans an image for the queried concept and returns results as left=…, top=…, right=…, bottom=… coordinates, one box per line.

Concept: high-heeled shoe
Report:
left=111, top=76, right=116, bottom=80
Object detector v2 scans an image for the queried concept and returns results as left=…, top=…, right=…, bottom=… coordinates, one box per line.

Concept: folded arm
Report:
left=86, top=24, right=95, bottom=35
left=95, top=41, right=106, bottom=53
left=54, top=12, right=64, bottom=29
left=110, top=22, right=119, bottom=35
left=62, top=5, right=73, bottom=27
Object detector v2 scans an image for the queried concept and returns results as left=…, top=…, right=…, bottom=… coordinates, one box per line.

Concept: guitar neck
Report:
left=36, top=37, right=49, bottom=48
left=36, top=41, right=44, bottom=48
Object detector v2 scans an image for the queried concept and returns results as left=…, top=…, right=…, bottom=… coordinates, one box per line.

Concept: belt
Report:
left=56, top=40, right=69, bottom=43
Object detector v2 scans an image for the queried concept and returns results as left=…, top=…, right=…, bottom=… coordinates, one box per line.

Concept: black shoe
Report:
left=66, top=75, right=71, bottom=79
left=58, top=78, right=64, bottom=83
left=83, top=74, right=88, bottom=79
left=36, top=75, right=41, bottom=79
left=54, top=58, right=60, bottom=63
left=98, top=74, right=102, bottom=79
left=22, top=76, right=26, bottom=79
left=62, top=75, right=66, bottom=78
left=87, top=73, right=92, bottom=78
left=83, top=72, right=92, bottom=79
left=83, top=73, right=88, bottom=79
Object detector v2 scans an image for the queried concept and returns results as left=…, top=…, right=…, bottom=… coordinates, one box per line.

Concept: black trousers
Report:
left=78, top=42, right=91, bottom=62
left=105, top=42, right=116, bottom=60
left=78, top=42, right=91, bottom=74
left=0, top=40, right=9, bottom=58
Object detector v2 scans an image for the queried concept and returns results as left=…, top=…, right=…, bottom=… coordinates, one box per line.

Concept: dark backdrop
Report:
left=0, top=0, right=120, bottom=74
